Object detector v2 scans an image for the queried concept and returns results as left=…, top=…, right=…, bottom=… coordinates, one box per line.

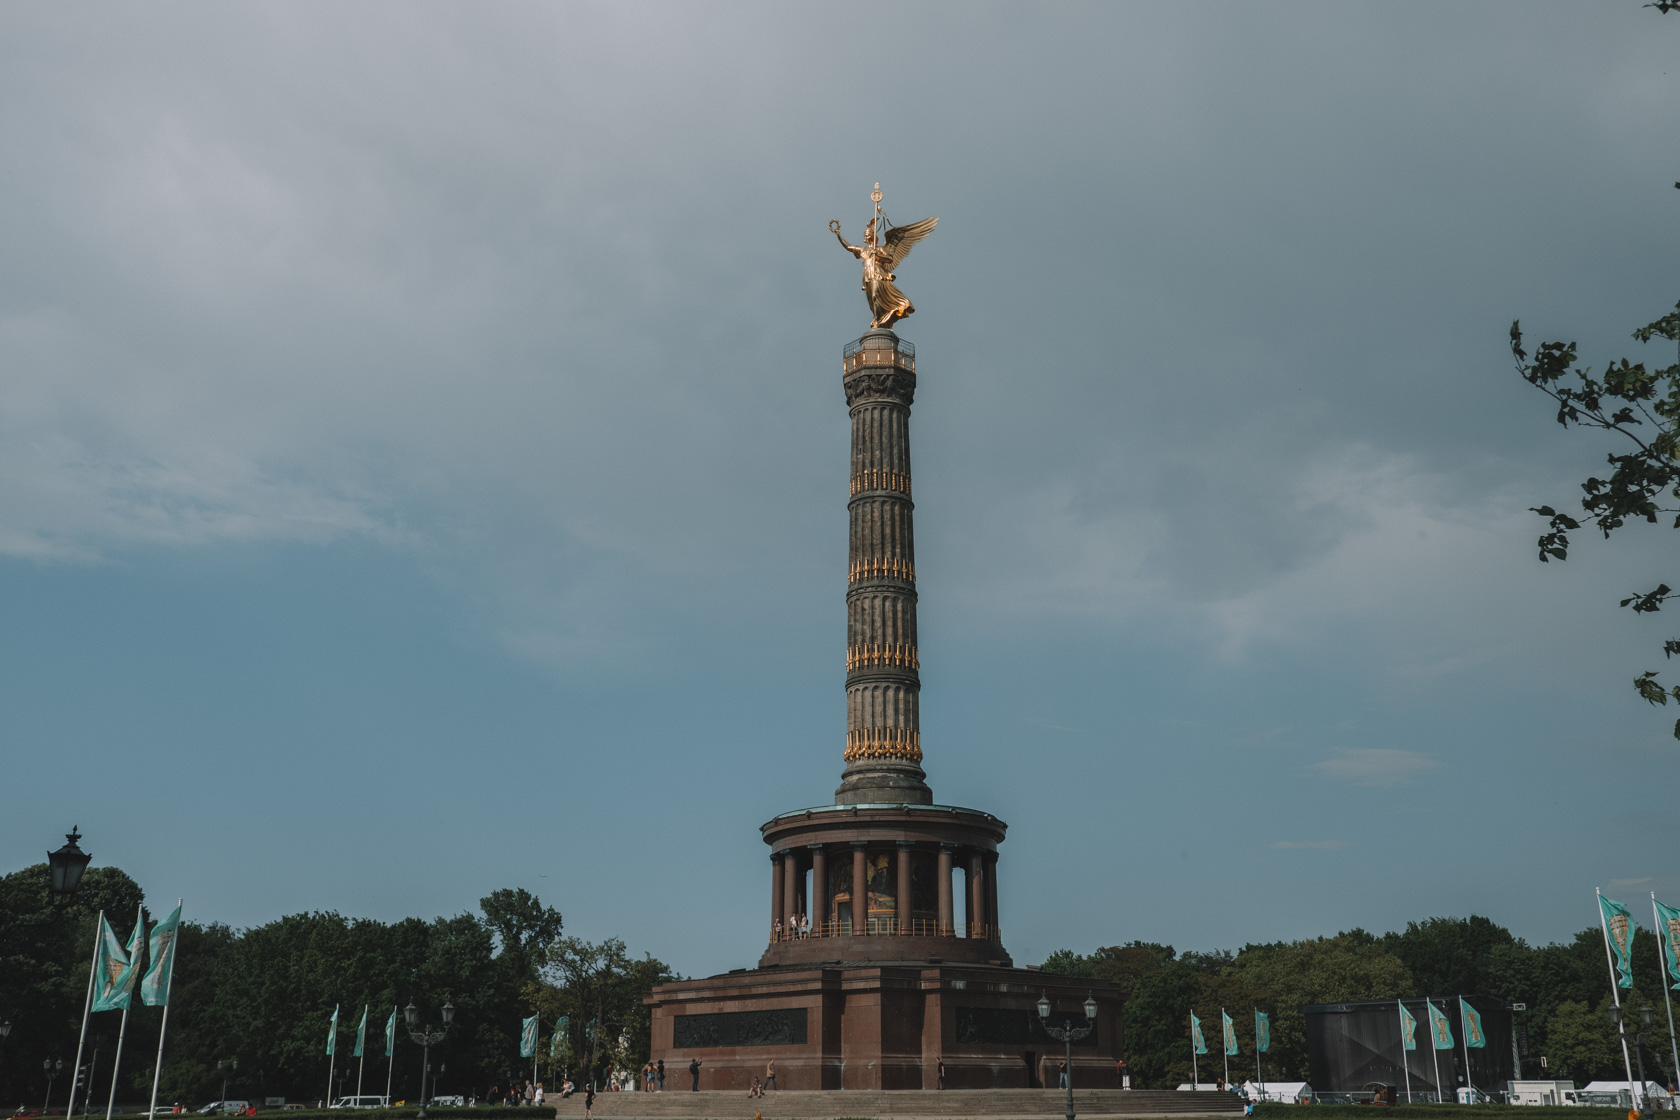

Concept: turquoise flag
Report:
left=1255, top=1010, right=1271, bottom=1054
left=550, top=1016, right=568, bottom=1059
left=384, top=1006, right=397, bottom=1059
left=1223, top=1009, right=1238, bottom=1056
left=140, top=903, right=181, bottom=1008
left=89, top=914, right=130, bottom=1012
left=1602, top=894, right=1635, bottom=989
left=93, top=910, right=144, bottom=1013
left=1460, top=998, right=1485, bottom=1048
left=1656, top=898, right=1680, bottom=989
left=1426, top=1000, right=1453, bottom=1050
left=1398, top=1002, right=1418, bottom=1051
left=326, top=1004, right=339, bottom=1056
left=353, top=1005, right=368, bottom=1058
left=520, top=1015, right=538, bottom=1058
left=1191, top=1012, right=1208, bottom=1055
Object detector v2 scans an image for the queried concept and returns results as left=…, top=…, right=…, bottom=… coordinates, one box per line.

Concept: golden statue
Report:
left=830, top=184, right=937, bottom=330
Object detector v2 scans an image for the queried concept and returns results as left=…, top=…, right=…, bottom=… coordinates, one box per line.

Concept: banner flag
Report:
left=1255, top=1010, right=1271, bottom=1054
left=1426, top=1000, right=1454, bottom=1049
left=1191, top=1012, right=1208, bottom=1055
left=550, top=1016, right=568, bottom=1059
left=1223, top=1010, right=1238, bottom=1056
left=384, top=1007, right=397, bottom=1059
left=90, top=915, right=130, bottom=1012
left=1460, top=998, right=1486, bottom=1048
left=520, top=1015, right=539, bottom=1058
left=1399, top=1002, right=1418, bottom=1051
left=354, top=1005, right=368, bottom=1058
left=1601, top=894, right=1636, bottom=988
left=93, top=913, right=144, bottom=1012
left=1656, top=897, right=1680, bottom=990
left=140, top=903, right=182, bottom=1007
left=326, top=1004, right=339, bottom=1056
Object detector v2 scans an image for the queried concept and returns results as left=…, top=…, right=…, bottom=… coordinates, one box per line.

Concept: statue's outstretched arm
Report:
left=829, top=220, right=862, bottom=258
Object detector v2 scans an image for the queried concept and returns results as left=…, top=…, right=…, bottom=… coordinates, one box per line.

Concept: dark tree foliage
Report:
left=1044, top=915, right=1677, bottom=1089
left=0, top=864, right=671, bottom=1110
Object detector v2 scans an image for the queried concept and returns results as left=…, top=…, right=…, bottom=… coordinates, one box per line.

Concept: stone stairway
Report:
left=551, top=1089, right=1242, bottom=1118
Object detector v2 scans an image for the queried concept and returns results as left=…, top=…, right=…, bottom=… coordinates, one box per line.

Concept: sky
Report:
left=3, top=2, right=1680, bottom=980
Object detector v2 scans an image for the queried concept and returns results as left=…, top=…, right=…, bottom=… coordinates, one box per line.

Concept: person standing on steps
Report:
left=937, top=1060, right=946, bottom=1090
left=1116, top=1058, right=1130, bottom=1090
left=1059, top=1058, right=1068, bottom=1089
left=689, top=1057, right=701, bottom=1091
left=656, top=1060, right=664, bottom=1092
left=765, top=1058, right=776, bottom=1091
left=583, top=1085, right=594, bottom=1120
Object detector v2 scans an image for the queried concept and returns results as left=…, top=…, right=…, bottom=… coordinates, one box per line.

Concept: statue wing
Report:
left=881, top=216, right=938, bottom=270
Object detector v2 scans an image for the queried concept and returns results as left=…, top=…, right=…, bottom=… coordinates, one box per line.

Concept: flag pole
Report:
left=1257, top=1008, right=1267, bottom=1103
left=1397, top=1000, right=1411, bottom=1104
left=357, top=1006, right=367, bottom=1103
left=1221, top=1008, right=1229, bottom=1090
left=1191, top=1015, right=1198, bottom=1090
left=385, top=1006, right=395, bottom=1107
left=1654, top=895, right=1680, bottom=1099
left=1599, top=890, right=1639, bottom=1102
left=1458, top=996, right=1472, bottom=1103
left=326, top=1005, right=338, bottom=1109
left=65, top=911, right=105, bottom=1120
left=107, top=904, right=145, bottom=1120
left=1428, top=1000, right=1443, bottom=1104
left=145, top=901, right=182, bottom=1120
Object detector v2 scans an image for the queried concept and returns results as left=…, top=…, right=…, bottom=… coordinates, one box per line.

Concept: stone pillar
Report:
left=968, top=852, right=984, bottom=939
left=896, top=843, right=913, bottom=935
left=985, top=852, right=1000, bottom=936
left=937, top=845, right=954, bottom=936
left=770, top=852, right=784, bottom=938
left=784, top=849, right=801, bottom=924
left=837, top=330, right=932, bottom=806
left=809, top=845, right=827, bottom=936
left=852, top=843, right=869, bottom=936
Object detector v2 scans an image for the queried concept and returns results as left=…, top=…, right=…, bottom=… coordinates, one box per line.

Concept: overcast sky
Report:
left=4, top=2, right=1680, bottom=978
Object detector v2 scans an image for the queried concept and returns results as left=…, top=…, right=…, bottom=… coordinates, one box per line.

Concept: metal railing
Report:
left=768, top=919, right=1002, bottom=943
left=843, top=335, right=915, bottom=360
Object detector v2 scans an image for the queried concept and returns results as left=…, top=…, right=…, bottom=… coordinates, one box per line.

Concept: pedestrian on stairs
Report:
left=690, top=1058, right=702, bottom=1091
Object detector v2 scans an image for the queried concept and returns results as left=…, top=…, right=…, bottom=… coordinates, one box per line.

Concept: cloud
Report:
left=1610, top=877, right=1654, bottom=888
left=1271, top=840, right=1349, bottom=851
left=1311, top=748, right=1440, bottom=786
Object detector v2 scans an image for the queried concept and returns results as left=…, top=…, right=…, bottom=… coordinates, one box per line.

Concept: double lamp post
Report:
left=1609, top=1003, right=1657, bottom=1117
left=1037, top=992, right=1099, bottom=1120
left=403, top=1001, right=454, bottom=1120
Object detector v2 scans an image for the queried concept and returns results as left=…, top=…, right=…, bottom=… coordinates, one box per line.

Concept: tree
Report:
left=1545, top=997, right=1621, bottom=1083
left=1384, top=915, right=1519, bottom=997
left=536, top=937, right=676, bottom=1090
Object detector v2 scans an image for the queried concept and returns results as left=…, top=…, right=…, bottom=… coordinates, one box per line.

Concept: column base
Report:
left=834, top=761, right=932, bottom=805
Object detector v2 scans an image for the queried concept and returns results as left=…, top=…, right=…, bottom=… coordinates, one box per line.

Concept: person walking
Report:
left=1059, top=1059, right=1069, bottom=1089
left=534, top=1083, right=544, bottom=1106
left=937, top=1060, right=946, bottom=1090
left=689, top=1058, right=702, bottom=1091
left=656, top=1060, right=665, bottom=1092
left=583, top=1085, right=594, bottom=1120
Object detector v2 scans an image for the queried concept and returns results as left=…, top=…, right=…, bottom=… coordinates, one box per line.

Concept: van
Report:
left=328, top=1098, right=390, bottom=1110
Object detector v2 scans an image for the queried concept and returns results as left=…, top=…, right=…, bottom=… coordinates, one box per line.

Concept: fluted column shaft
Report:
left=896, top=843, right=913, bottom=935
left=968, top=852, right=984, bottom=939
left=809, top=845, right=827, bottom=934
left=937, top=846, right=954, bottom=935
left=852, top=843, right=869, bottom=936
left=770, top=853, right=784, bottom=936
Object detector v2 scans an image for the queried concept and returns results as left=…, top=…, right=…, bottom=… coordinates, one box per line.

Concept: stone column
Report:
left=852, top=843, right=869, bottom=936
left=968, top=852, right=984, bottom=939
left=896, top=842, right=913, bottom=935
left=837, top=330, right=932, bottom=806
left=809, top=845, right=827, bottom=936
left=985, top=852, right=1000, bottom=935
left=937, top=845, right=954, bottom=936
left=770, top=852, right=784, bottom=938
left=784, top=849, right=801, bottom=925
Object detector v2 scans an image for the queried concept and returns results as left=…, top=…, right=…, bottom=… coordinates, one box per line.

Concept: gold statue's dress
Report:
left=831, top=211, right=938, bottom=331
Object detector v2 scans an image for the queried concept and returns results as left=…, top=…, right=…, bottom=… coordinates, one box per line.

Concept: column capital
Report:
left=850, top=840, right=870, bottom=850
left=806, top=842, right=826, bottom=850
left=897, top=840, right=916, bottom=849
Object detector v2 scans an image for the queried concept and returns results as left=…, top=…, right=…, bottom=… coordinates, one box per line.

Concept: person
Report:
left=561, top=1079, right=575, bottom=1099
left=937, top=1060, right=946, bottom=1090
left=1059, top=1059, right=1068, bottom=1089
left=773, top=917, right=781, bottom=942
left=583, top=1084, right=594, bottom=1120
left=747, top=1077, right=762, bottom=1099
left=656, top=1059, right=665, bottom=1092
left=765, top=1058, right=776, bottom=1091
left=690, top=1058, right=702, bottom=1091
left=534, top=1083, right=544, bottom=1106
left=488, top=1085, right=499, bottom=1107
left=1116, top=1058, right=1130, bottom=1090
left=644, top=1063, right=654, bottom=1093
left=801, top=913, right=812, bottom=939
left=1244, top=1100, right=1255, bottom=1118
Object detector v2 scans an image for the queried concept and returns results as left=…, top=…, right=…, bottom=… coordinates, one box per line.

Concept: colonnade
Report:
left=768, top=842, right=1000, bottom=942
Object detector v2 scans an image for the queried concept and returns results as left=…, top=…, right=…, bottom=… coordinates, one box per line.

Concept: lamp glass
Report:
left=1084, top=995, right=1099, bottom=1020
left=1642, top=1005, right=1656, bottom=1026
left=405, top=1002, right=419, bottom=1029
left=47, top=828, right=93, bottom=898
left=1037, top=994, right=1051, bottom=1020
left=442, top=1002, right=455, bottom=1025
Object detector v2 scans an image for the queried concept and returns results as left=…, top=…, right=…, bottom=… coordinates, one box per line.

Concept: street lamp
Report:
left=404, top=1001, right=455, bottom=1120
left=218, top=1058, right=239, bottom=1103
left=48, top=827, right=93, bottom=899
left=44, top=1058, right=64, bottom=1113
left=1038, top=992, right=1099, bottom=1120
left=1608, top=1005, right=1657, bottom=1117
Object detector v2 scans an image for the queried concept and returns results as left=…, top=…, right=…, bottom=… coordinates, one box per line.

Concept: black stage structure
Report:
left=1304, top=997, right=1514, bottom=1100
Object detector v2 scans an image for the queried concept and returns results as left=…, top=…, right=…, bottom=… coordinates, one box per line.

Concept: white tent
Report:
left=1584, top=1081, right=1671, bottom=1101
left=1177, top=1083, right=1224, bottom=1091
left=1242, top=1081, right=1312, bottom=1104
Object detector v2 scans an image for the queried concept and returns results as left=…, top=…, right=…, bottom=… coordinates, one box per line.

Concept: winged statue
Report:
left=830, top=184, right=937, bottom=330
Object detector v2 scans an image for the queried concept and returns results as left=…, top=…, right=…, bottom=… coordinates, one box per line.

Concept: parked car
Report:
left=426, top=1098, right=464, bottom=1108
left=197, top=1103, right=251, bottom=1115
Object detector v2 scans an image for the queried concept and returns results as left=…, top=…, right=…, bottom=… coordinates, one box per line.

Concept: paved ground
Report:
left=548, top=1088, right=1245, bottom=1119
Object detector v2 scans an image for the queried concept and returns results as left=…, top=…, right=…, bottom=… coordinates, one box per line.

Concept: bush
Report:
left=1255, top=1108, right=1631, bottom=1120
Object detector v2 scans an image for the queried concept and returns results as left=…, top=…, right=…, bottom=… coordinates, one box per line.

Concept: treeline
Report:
left=1042, top=916, right=1678, bottom=1091
left=0, top=864, right=674, bottom=1110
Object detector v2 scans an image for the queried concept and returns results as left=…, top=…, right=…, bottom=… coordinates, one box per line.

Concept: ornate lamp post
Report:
left=1038, top=993, right=1098, bottom=1120
left=43, top=1058, right=64, bottom=1112
left=47, top=828, right=93, bottom=899
left=1609, top=1004, right=1657, bottom=1116
left=218, top=1058, right=239, bottom=1103
left=403, top=1001, right=454, bottom=1120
